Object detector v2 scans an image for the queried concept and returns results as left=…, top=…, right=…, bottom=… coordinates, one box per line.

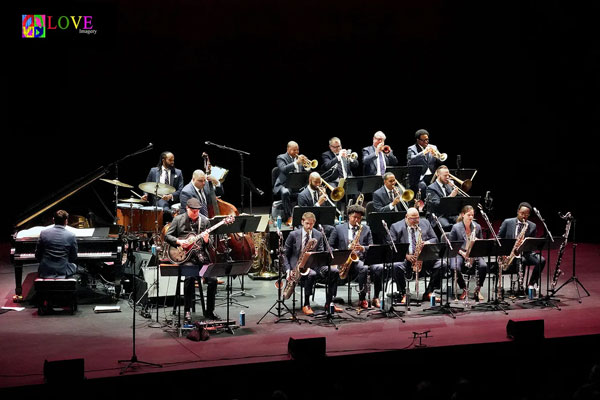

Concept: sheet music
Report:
left=17, top=225, right=96, bottom=238
left=209, top=165, right=229, bottom=182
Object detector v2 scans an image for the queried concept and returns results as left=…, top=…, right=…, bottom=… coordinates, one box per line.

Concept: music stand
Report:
left=521, top=238, right=561, bottom=310
left=465, top=239, right=509, bottom=314
left=366, top=212, right=404, bottom=244
left=287, top=172, right=310, bottom=192
left=200, top=261, right=252, bottom=334
left=449, top=168, right=478, bottom=182
left=303, top=250, right=352, bottom=329
left=386, top=165, right=422, bottom=190
left=343, top=176, right=384, bottom=197
left=292, top=206, right=336, bottom=229
left=436, top=197, right=481, bottom=217
left=422, top=242, right=463, bottom=318
left=364, top=243, right=408, bottom=321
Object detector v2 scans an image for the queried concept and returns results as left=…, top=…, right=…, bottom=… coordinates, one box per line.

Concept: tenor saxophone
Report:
left=339, top=225, right=364, bottom=280
left=283, top=238, right=318, bottom=300
left=412, top=226, right=424, bottom=299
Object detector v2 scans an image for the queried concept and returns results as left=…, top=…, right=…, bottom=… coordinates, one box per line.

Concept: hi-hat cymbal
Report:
left=100, top=178, right=134, bottom=189
left=118, top=197, right=147, bottom=203
left=138, top=181, right=176, bottom=195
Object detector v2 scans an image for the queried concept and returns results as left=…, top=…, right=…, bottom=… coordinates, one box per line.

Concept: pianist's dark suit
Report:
left=35, top=225, right=78, bottom=278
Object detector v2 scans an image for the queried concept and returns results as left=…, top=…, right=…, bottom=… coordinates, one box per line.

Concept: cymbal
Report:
left=118, top=197, right=147, bottom=203
left=100, top=178, right=134, bottom=189
left=139, top=181, right=176, bottom=195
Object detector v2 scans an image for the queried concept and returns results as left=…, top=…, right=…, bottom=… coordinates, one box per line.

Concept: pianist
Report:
left=35, top=210, right=79, bottom=278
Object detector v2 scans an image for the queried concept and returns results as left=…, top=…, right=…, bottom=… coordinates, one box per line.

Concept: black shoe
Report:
left=203, top=311, right=220, bottom=320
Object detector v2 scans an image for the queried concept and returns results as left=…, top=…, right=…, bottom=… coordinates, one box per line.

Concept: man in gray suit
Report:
left=362, top=131, right=398, bottom=176
left=498, top=202, right=545, bottom=289
left=407, top=129, right=443, bottom=199
left=36, top=210, right=78, bottom=278
left=426, top=165, right=460, bottom=230
left=273, top=141, right=308, bottom=224
left=179, top=169, right=224, bottom=217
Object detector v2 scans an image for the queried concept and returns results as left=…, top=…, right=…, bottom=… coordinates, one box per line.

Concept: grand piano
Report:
left=10, top=166, right=125, bottom=301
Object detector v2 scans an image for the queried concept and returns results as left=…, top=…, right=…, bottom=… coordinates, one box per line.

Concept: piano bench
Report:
left=34, top=278, right=78, bottom=315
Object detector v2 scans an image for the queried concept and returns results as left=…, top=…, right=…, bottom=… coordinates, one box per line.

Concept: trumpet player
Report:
left=407, top=129, right=443, bottom=199
left=498, top=202, right=545, bottom=289
left=373, top=172, right=408, bottom=213
left=448, top=205, right=489, bottom=301
left=329, top=205, right=381, bottom=309
left=362, top=131, right=398, bottom=176
left=321, top=137, right=358, bottom=185
left=274, top=141, right=307, bottom=224
left=426, top=165, right=460, bottom=230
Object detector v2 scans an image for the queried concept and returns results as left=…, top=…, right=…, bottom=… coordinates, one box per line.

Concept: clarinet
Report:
left=551, top=212, right=573, bottom=290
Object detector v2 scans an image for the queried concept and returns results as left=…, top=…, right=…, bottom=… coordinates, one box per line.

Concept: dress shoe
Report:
left=217, top=279, right=225, bottom=285
left=185, top=311, right=192, bottom=323
left=302, top=305, right=314, bottom=316
left=399, top=294, right=407, bottom=304
left=474, top=287, right=484, bottom=301
left=326, top=303, right=343, bottom=313
left=359, top=300, right=369, bottom=309
left=458, top=289, right=468, bottom=300
left=286, top=217, right=293, bottom=226
left=203, top=311, right=220, bottom=320
left=371, top=298, right=381, bottom=308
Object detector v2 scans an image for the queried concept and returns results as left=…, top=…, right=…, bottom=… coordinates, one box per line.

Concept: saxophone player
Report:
left=329, top=205, right=381, bottom=309
left=389, top=208, right=442, bottom=303
left=282, top=212, right=341, bottom=316
left=498, top=202, right=545, bottom=289
left=448, top=205, right=489, bottom=301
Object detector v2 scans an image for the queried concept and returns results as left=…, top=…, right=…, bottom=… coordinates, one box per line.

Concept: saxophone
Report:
left=551, top=212, right=572, bottom=291
left=283, top=237, right=318, bottom=300
left=339, top=224, right=364, bottom=280
left=412, top=226, right=424, bottom=300
left=499, top=221, right=528, bottom=293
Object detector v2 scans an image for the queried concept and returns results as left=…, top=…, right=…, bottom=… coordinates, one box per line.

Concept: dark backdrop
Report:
left=7, top=0, right=597, bottom=242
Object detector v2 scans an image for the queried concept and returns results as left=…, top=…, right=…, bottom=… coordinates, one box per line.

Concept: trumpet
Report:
left=415, top=145, right=447, bottom=162
left=448, top=173, right=472, bottom=197
left=299, top=155, right=318, bottom=171
left=381, top=145, right=392, bottom=154
left=342, top=149, right=359, bottom=160
left=392, top=182, right=414, bottom=211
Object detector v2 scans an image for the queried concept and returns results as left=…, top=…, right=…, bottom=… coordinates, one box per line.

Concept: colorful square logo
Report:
left=22, top=15, right=45, bottom=38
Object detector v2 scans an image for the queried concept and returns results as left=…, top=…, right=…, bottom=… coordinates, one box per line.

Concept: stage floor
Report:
left=1, top=242, right=598, bottom=391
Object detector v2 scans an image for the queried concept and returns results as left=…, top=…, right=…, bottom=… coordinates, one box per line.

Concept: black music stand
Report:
left=304, top=250, right=352, bottom=329
left=367, top=212, right=404, bottom=244
left=287, top=172, right=310, bottom=192
left=386, top=165, right=422, bottom=191
left=200, top=260, right=252, bottom=334
left=365, top=243, right=408, bottom=321
left=292, top=206, right=336, bottom=228
left=422, top=242, right=463, bottom=318
left=212, top=215, right=262, bottom=301
left=465, top=239, right=509, bottom=313
left=521, top=238, right=561, bottom=310
left=449, top=168, right=478, bottom=182
left=343, top=176, right=384, bottom=198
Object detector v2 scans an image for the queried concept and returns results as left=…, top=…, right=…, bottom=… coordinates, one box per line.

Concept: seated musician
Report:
left=362, top=131, right=398, bottom=176
left=164, top=198, right=219, bottom=321
left=297, top=172, right=329, bottom=208
left=274, top=141, right=308, bottom=225
left=426, top=165, right=460, bottom=231
left=35, top=210, right=79, bottom=278
left=448, top=205, right=488, bottom=301
left=498, top=202, right=545, bottom=289
left=282, top=212, right=341, bottom=316
left=372, top=172, right=406, bottom=213
left=407, top=129, right=442, bottom=200
left=180, top=170, right=224, bottom=218
left=141, top=151, right=184, bottom=222
left=329, top=205, right=382, bottom=309
left=389, top=207, right=441, bottom=303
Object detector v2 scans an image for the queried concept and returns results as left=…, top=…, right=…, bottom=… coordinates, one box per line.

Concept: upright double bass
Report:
left=202, top=152, right=255, bottom=261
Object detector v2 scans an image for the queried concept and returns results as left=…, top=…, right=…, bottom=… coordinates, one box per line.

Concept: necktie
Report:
left=409, top=226, right=417, bottom=254
left=517, top=222, right=525, bottom=237
left=313, top=190, right=319, bottom=205
left=163, top=169, right=169, bottom=184
left=378, top=152, right=385, bottom=175
left=303, top=231, right=310, bottom=250
left=199, top=190, right=208, bottom=217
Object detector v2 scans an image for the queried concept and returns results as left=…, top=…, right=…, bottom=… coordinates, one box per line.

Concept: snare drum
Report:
left=140, top=206, right=164, bottom=232
left=116, top=203, right=142, bottom=232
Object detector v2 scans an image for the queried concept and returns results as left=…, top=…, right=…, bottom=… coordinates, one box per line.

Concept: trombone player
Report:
left=426, top=165, right=461, bottom=231
left=373, top=172, right=413, bottom=213
left=297, top=172, right=332, bottom=208
left=362, top=131, right=398, bottom=176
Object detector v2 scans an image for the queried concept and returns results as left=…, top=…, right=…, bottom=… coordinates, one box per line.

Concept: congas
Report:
left=116, top=203, right=142, bottom=232
left=140, top=206, right=163, bottom=232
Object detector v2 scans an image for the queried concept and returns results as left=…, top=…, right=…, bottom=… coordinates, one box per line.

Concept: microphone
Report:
left=148, top=142, right=153, bottom=149
left=205, top=141, right=215, bottom=146
left=533, top=207, right=542, bottom=220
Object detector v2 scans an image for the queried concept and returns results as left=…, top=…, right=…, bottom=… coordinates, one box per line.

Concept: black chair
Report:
left=34, top=278, right=78, bottom=315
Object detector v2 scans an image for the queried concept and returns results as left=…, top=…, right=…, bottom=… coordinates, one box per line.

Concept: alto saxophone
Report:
left=283, top=237, right=318, bottom=300
left=339, top=225, right=364, bottom=280
left=412, top=226, right=424, bottom=299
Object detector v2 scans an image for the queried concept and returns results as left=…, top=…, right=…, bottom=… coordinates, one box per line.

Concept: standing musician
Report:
left=35, top=210, right=79, bottom=278
left=448, top=205, right=488, bottom=301
left=389, top=207, right=442, bottom=303
left=426, top=165, right=460, bottom=231
left=372, top=172, right=406, bottom=213
left=498, top=202, right=545, bottom=289
left=273, top=141, right=307, bottom=225
left=282, top=212, right=342, bottom=316
left=329, top=205, right=382, bottom=309
left=407, top=129, right=443, bottom=199
left=179, top=170, right=224, bottom=218
left=141, top=151, right=184, bottom=222
left=321, top=137, right=358, bottom=185
left=164, top=198, right=219, bottom=321
left=362, top=131, right=399, bottom=176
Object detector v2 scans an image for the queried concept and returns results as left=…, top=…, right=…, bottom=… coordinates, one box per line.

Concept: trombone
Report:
left=321, top=179, right=345, bottom=202
left=392, top=182, right=414, bottom=211
left=448, top=173, right=472, bottom=197
left=317, top=184, right=343, bottom=215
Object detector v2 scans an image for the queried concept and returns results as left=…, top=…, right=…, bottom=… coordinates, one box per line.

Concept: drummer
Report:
left=141, top=151, right=184, bottom=222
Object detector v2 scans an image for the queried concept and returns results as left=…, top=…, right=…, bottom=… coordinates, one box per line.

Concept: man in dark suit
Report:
left=297, top=172, right=329, bottom=208
left=179, top=169, right=224, bottom=218
left=426, top=165, right=460, bottom=230
left=498, top=202, right=545, bottom=289
left=329, top=205, right=381, bottom=309
left=35, top=210, right=78, bottom=278
left=407, top=129, right=443, bottom=199
left=389, top=208, right=442, bottom=303
left=321, top=137, right=358, bottom=185
left=362, top=131, right=398, bottom=176
left=164, top=198, right=219, bottom=321
left=372, top=172, right=406, bottom=213
left=141, top=151, right=184, bottom=221
left=282, top=212, right=341, bottom=315
left=273, top=141, right=308, bottom=224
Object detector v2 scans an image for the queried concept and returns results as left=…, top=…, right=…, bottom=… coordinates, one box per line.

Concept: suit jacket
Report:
left=390, top=219, right=438, bottom=246
left=321, top=150, right=357, bottom=182
left=282, top=228, right=324, bottom=271
left=179, top=182, right=224, bottom=214
left=273, top=153, right=301, bottom=195
left=362, top=145, right=398, bottom=176
left=297, top=186, right=321, bottom=207
left=448, top=221, right=484, bottom=251
left=426, top=181, right=455, bottom=217
left=372, top=185, right=400, bottom=213
left=35, top=225, right=78, bottom=278
left=498, top=217, right=536, bottom=240
left=145, top=167, right=184, bottom=208
left=407, top=144, right=441, bottom=182
left=329, top=223, right=373, bottom=261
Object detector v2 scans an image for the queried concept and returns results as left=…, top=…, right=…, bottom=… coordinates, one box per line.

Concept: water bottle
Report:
left=239, top=310, right=246, bottom=326
left=528, top=285, right=534, bottom=300
left=276, top=216, right=282, bottom=230
left=151, top=244, right=156, bottom=256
